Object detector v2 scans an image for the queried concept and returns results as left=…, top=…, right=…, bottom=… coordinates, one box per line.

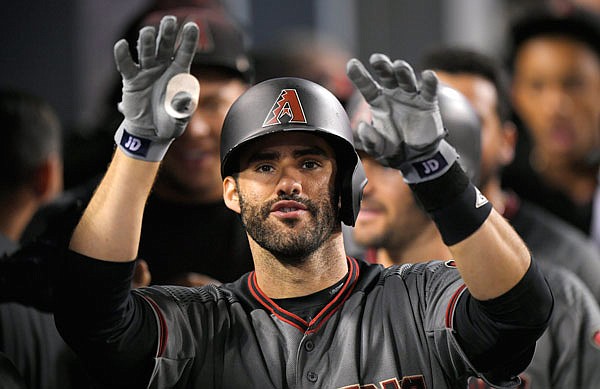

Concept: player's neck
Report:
left=250, top=232, right=348, bottom=299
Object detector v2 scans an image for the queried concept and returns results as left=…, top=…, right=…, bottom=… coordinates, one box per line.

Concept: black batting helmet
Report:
left=220, top=77, right=366, bottom=226
left=438, top=84, right=482, bottom=185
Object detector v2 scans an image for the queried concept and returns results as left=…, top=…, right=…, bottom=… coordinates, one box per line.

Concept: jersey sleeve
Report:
left=131, top=286, right=198, bottom=388
left=381, top=261, right=485, bottom=386
left=133, top=283, right=248, bottom=388
left=385, top=258, right=551, bottom=388
left=54, top=250, right=158, bottom=388
left=450, top=258, right=552, bottom=386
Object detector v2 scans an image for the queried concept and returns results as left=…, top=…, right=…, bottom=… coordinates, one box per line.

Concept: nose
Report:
left=186, top=110, right=211, bottom=137
left=276, top=168, right=302, bottom=197
left=540, top=85, right=570, bottom=117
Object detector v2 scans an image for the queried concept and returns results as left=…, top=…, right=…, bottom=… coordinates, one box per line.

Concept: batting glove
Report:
left=346, top=53, right=459, bottom=184
left=114, top=16, right=200, bottom=162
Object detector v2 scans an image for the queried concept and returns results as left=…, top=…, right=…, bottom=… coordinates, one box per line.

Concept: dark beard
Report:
left=239, top=191, right=340, bottom=265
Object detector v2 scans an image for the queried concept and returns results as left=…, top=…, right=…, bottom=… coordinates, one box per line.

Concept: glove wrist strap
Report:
left=114, top=121, right=174, bottom=162
left=409, top=162, right=492, bottom=245
left=399, top=140, right=459, bottom=184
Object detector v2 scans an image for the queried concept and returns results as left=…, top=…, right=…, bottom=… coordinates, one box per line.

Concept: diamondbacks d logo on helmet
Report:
left=263, top=89, right=307, bottom=127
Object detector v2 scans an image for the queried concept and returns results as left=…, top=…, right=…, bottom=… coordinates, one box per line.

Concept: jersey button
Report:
left=307, top=371, right=318, bottom=382
left=304, top=340, right=314, bottom=352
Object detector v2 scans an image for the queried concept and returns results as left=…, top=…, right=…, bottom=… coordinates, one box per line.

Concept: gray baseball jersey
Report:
left=134, top=258, right=510, bottom=388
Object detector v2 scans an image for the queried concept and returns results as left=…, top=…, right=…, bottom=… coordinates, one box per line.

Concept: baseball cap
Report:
left=141, top=7, right=254, bottom=83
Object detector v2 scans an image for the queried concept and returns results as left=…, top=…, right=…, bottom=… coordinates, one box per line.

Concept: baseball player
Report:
left=54, top=16, right=552, bottom=388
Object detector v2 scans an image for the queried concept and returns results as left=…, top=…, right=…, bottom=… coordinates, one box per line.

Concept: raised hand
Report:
left=114, top=16, right=200, bottom=162
left=347, top=53, right=458, bottom=183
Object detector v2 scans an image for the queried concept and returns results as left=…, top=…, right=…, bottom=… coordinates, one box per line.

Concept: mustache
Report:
left=261, top=194, right=318, bottom=218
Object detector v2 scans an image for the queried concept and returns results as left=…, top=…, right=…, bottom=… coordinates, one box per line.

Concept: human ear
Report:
left=223, top=176, right=241, bottom=214
left=33, top=153, right=63, bottom=203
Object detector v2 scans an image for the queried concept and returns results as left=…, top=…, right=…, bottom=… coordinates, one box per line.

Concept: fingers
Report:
left=356, top=121, right=384, bottom=155
left=369, top=53, right=397, bottom=89
left=173, top=22, right=199, bottom=70
left=419, top=70, right=439, bottom=103
left=137, top=26, right=157, bottom=69
left=392, top=60, right=418, bottom=93
left=347, top=58, right=381, bottom=102
left=156, top=16, right=178, bottom=63
left=114, top=39, right=138, bottom=80
left=350, top=54, right=420, bottom=97
left=124, top=16, right=198, bottom=74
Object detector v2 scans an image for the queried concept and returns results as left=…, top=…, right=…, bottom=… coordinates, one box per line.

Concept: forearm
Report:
left=69, top=149, right=160, bottom=262
left=411, top=163, right=531, bottom=300
left=449, top=210, right=530, bottom=300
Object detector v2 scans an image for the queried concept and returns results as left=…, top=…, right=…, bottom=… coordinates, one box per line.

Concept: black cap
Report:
left=509, top=5, right=600, bottom=64
left=142, top=7, right=254, bottom=83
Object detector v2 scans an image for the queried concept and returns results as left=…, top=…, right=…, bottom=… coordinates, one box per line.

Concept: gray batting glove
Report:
left=114, top=16, right=200, bottom=162
left=346, top=53, right=459, bottom=183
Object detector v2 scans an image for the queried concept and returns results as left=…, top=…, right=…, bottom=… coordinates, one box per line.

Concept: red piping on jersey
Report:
left=247, top=257, right=360, bottom=333
left=305, top=256, right=359, bottom=334
left=445, top=283, right=467, bottom=329
left=140, top=294, right=168, bottom=357
left=247, top=273, right=308, bottom=332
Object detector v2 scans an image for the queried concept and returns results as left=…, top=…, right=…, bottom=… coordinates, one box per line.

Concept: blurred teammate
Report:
left=502, top=5, right=600, bottom=240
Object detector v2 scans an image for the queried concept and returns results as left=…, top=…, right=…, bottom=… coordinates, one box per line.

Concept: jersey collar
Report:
left=247, top=256, right=360, bottom=334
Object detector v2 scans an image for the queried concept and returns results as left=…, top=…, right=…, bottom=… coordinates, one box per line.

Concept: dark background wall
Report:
left=0, top=0, right=505, bottom=134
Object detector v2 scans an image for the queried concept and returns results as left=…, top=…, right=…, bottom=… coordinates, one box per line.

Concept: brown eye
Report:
left=258, top=164, right=275, bottom=173
left=301, top=160, right=320, bottom=169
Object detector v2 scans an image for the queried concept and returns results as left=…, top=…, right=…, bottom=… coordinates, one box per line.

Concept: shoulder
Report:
left=516, top=201, right=599, bottom=257
left=382, top=260, right=461, bottom=281
left=133, top=283, right=240, bottom=311
left=364, top=259, right=463, bottom=302
left=539, top=262, right=598, bottom=310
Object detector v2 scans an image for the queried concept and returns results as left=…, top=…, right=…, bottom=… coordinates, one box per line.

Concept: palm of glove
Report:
left=346, top=54, right=445, bottom=168
left=115, top=16, right=199, bottom=141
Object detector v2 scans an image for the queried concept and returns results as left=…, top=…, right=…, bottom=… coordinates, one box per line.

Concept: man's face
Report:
left=227, top=132, right=340, bottom=264
left=353, top=153, right=430, bottom=250
left=512, top=36, right=600, bottom=166
left=436, top=72, right=515, bottom=188
left=158, top=74, right=248, bottom=202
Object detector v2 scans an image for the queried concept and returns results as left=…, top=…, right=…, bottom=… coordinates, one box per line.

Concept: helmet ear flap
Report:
left=340, top=160, right=367, bottom=226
